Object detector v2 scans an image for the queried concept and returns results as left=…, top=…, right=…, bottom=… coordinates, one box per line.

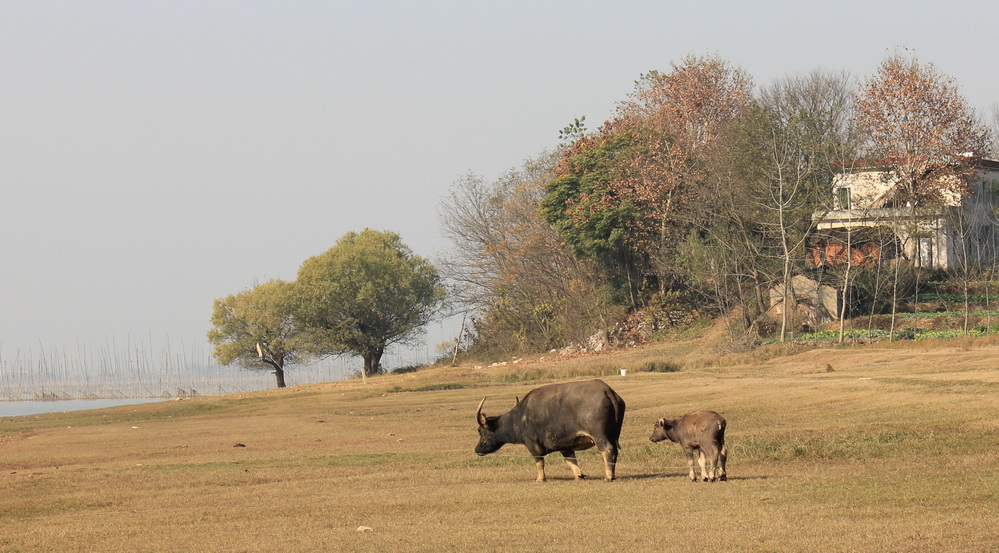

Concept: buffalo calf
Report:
left=649, top=410, right=727, bottom=482
left=475, top=379, right=625, bottom=482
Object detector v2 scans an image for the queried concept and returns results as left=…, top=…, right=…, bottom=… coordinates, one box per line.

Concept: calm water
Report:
left=0, top=397, right=174, bottom=418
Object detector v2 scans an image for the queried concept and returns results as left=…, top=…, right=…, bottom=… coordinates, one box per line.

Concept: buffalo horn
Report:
left=476, top=397, right=487, bottom=427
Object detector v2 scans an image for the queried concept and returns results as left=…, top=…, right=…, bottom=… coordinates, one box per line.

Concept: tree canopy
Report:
left=294, top=229, right=445, bottom=377
left=209, top=230, right=444, bottom=384
left=855, top=53, right=992, bottom=206
left=207, top=279, right=306, bottom=388
left=216, top=52, right=999, bottom=376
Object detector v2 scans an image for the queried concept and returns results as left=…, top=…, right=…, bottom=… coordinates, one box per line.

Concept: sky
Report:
left=2, top=1, right=998, bottom=368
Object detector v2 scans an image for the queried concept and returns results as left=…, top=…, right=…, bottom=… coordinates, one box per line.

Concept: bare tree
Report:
left=854, top=52, right=992, bottom=338
left=439, top=152, right=619, bottom=356
left=989, top=103, right=999, bottom=158
left=855, top=53, right=992, bottom=264
left=726, top=71, right=860, bottom=341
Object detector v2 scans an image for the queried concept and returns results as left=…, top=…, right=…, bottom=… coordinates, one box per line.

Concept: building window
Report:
left=919, top=236, right=934, bottom=268
left=835, top=187, right=850, bottom=209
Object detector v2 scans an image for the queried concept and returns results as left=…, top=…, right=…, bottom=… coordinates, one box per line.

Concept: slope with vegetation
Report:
left=440, top=51, right=999, bottom=362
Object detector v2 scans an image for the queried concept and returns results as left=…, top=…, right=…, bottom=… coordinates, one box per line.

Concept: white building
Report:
left=811, top=158, right=999, bottom=270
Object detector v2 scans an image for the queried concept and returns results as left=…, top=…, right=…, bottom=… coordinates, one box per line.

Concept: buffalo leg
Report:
left=534, top=456, right=546, bottom=482
left=698, top=449, right=711, bottom=481
left=600, top=446, right=618, bottom=481
left=718, top=444, right=728, bottom=481
left=702, top=445, right=726, bottom=481
left=683, top=446, right=697, bottom=481
left=560, top=451, right=586, bottom=480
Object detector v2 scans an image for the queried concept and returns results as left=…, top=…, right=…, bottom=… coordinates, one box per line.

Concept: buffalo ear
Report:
left=657, top=417, right=667, bottom=427
left=513, top=396, right=519, bottom=406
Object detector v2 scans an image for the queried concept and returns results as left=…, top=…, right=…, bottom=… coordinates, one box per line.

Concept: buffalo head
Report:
left=474, top=397, right=504, bottom=456
left=649, top=417, right=672, bottom=443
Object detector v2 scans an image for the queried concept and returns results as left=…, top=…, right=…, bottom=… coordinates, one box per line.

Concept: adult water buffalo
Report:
left=475, top=379, right=626, bottom=481
left=649, top=410, right=727, bottom=482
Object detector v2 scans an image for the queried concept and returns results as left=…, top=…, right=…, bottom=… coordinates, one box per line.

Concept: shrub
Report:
left=640, top=360, right=681, bottom=373
left=849, top=264, right=918, bottom=316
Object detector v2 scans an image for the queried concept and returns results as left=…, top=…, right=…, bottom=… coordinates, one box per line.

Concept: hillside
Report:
left=2, top=337, right=998, bottom=552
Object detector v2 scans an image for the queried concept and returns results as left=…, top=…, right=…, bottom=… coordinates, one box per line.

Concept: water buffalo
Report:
left=475, top=379, right=626, bottom=482
left=649, top=410, right=727, bottom=482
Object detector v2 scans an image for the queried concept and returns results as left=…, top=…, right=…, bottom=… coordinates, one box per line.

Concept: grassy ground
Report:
left=2, top=337, right=999, bottom=552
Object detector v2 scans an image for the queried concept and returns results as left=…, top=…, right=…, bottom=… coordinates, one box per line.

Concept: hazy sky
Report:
left=2, top=1, right=998, bottom=364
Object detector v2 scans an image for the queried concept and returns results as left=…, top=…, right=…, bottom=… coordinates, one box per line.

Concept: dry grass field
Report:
left=2, top=335, right=999, bottom=552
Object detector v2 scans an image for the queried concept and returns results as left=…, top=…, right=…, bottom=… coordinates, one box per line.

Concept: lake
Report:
left=0, top=397, right=174, bottom=418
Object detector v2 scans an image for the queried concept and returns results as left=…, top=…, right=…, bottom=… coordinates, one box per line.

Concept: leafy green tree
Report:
left=539, top=131, right=644, bottom=306
left=207, top=279, right=306, bottom=388
left=295, top=229, right=445, bottom=377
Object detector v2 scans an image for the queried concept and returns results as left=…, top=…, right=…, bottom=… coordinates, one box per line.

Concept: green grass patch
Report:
left=734, top=428, right=920, bottom=462
left=895, top=310, right=999, bottom=319
left=915, top=293, right=999, bottom=303
left=780, top=325, right=999, bottom=343
left=875, top=376, right=999, bottom=392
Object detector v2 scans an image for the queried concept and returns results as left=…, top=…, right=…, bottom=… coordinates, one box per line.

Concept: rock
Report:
left=768, top=275, right=838, bottom=327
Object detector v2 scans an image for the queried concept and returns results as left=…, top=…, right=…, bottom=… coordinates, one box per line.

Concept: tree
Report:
left=680, top=70, right=858, bottom=338
left=855, top=53, right=992, bottom=262
left=747, top=72, right=861, bottom=341
left=295, top=229, right=445, bottom=378
left=990, top=103, right=999, bottom=158
left=207, top=279, right=306, bottom=388
left=539, top=55, right=754, bottom=308
left=759, top=70, right=860, bottom=341
left=539, top=130, right=644, bottom=305
left=440, top=153, right=620, bottom=356
left=612, top=55, right=754, bottom=289
left=855, top=53, right=992, bottom=338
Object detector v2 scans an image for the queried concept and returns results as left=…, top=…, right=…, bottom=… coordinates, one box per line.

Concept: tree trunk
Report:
left=362, top=347, right=384, bottom=377
left=838, top=225, right=853, bottom=344
left=260, top=356, right=287, bottom=388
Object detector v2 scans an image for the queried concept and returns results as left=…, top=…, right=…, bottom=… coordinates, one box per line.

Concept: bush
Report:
left=640, top=360, right=681, bottom=373
left=392, top=365, right=424, bottom=374
left=849, top=264, right=918, bottom=316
